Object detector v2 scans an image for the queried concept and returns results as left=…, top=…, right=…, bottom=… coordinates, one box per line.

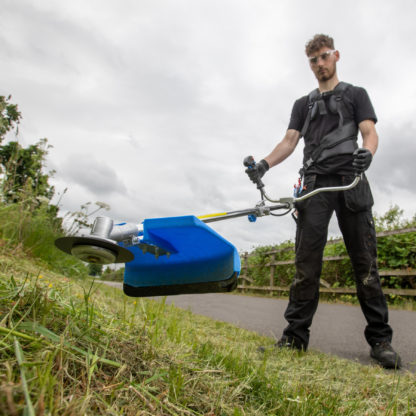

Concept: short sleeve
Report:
left=353, top=87, right=377, bottom=125
left=288, top=96, right=308, bottom=132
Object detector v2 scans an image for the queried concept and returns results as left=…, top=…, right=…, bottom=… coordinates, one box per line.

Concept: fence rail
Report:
left=237, top=227, right=416, bottom=297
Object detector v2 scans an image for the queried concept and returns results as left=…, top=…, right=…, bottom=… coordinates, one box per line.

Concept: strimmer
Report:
left=55, top=159, right=361, bottom=297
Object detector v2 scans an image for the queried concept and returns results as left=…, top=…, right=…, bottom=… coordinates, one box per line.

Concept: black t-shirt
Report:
left=288, top=83, right=377, bottom=175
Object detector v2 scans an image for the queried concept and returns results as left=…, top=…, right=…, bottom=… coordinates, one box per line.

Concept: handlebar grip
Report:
left=243, top=155, right=256, bottom=169
left=243, top=155, right=264, bottom=189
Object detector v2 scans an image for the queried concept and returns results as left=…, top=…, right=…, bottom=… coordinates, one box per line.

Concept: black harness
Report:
left=299, top=82, right=358, bottom=175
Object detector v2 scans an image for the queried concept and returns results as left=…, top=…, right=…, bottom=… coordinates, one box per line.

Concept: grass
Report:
left=1, top=250, right=416, bottom=415
left=0, top=201, right=88, bottom=277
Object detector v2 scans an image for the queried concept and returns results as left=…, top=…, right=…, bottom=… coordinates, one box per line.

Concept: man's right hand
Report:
left=244, top=158, right=269, bottom=184
left=353, top=148, right=373, bottom=173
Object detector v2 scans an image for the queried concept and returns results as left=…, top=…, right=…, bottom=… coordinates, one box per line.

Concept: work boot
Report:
left=276, top=335, right=306, bottom=351
left=370, top=341, right=402, bottom=369
left=257, top=335, right=306, bottom=353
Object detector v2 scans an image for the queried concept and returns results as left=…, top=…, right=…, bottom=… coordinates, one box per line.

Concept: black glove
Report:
left=352, top=148, right=373, bottom=173
left=245, top=158, right=269, bottom=184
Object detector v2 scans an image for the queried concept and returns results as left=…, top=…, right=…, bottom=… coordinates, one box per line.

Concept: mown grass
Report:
left=1, top=251, right=416, bottom=415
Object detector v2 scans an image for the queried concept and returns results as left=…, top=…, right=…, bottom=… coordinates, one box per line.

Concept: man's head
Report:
left=305, top=34, right=335, bottom=56
left=305, top=34, right=339, bottom=83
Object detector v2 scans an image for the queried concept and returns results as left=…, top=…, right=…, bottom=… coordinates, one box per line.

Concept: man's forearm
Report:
left=359, top=120, right=378, bottom=156
left=264, top=129, right=300, bottom=168
left=363, top=132, right=378, bottom=156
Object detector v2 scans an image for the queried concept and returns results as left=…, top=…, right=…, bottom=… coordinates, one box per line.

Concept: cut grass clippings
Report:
left=0, top=251, right=415, bottom=415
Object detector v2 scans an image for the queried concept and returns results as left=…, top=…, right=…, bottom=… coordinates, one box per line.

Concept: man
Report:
left=246, top=34, right=401, bottom=369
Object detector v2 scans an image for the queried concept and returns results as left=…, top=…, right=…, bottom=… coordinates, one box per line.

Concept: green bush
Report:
left=243, top=206, right=416, bottom=298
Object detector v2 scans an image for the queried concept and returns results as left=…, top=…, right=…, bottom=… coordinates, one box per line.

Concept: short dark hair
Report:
left=305, top=34, right=335, bottom=56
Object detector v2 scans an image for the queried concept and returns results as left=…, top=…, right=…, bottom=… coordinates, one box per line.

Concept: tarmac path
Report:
left=102, top=282, right=416, bottom=372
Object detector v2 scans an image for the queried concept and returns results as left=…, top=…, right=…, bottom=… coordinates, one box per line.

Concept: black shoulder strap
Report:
left=334, top=81, right=351, bottom=93
left=331, top=82, right=352, bottom=129
left=309, top=88, right=321, bottom=101
left=300, top=88, right=320, bottom=137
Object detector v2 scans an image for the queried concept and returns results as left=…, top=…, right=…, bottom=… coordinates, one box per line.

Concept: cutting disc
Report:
left=55, top=235, right=134, bottom=264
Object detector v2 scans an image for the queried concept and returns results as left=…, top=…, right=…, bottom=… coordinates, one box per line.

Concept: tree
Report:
left=0, top=96, right=55, bottom=206
left=88, top=263, right=103, bottom=277
left=0, top=95, right=21, bottom=143
left=0, top=138, right=55, bottom=204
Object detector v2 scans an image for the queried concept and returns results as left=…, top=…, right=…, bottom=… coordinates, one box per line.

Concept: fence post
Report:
left=242, top=252, right=248, bottom=292
left=269, top=252, right=276, bottom=296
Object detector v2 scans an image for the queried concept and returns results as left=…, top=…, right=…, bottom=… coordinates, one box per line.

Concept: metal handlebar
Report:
left=208, top=156, right=362, bottom=223
left=261, top=175, right=361, bottom=205
left=200, top=173, right=361, bottom=224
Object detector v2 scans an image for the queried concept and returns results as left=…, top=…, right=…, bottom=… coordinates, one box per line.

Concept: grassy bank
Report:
left=1, top=250, right=416, bottom=415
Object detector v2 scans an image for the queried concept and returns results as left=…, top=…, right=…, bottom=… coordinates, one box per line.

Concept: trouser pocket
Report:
left=343, top=174, right=374, bottom=212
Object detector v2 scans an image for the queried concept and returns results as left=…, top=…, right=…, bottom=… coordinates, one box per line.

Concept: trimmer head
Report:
left=55, top=215, right=241, bottom=297
left=55, top=235, right=134, bottom=264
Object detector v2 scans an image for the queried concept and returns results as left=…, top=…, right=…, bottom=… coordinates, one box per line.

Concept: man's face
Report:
left=308, top=47, right=339, bottom=82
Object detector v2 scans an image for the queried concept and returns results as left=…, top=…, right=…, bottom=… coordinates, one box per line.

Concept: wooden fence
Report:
left=237, top=227, right=416, bottom=297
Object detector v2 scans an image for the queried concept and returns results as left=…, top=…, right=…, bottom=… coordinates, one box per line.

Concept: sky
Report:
left=1, top=0, right=416, bottom=252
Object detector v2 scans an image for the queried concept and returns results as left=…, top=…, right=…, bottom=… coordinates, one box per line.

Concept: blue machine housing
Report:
left=123, top=216, right=240, bottom=297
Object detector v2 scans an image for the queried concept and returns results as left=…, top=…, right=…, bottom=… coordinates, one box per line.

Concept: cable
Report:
left=270, top=209, right=292, bottom=217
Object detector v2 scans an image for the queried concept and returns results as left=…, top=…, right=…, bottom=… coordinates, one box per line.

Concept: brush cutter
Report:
left=55, top=158, right=360, bottom=297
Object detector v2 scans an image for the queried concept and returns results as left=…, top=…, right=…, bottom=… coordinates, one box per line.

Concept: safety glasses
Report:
left=308, top=50, right=337, bottom=65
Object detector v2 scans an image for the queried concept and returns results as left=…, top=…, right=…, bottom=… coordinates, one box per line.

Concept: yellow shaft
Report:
left=197, top=212, right=228, bottom=220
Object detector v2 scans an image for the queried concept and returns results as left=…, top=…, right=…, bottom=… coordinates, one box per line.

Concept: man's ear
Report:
left=334, top=50, right=340, bottom=62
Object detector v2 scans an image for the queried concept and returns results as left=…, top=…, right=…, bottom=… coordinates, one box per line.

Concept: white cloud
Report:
left=59, top=153, right=127, bottom=195
left=1, top=0, right=416, bottom=252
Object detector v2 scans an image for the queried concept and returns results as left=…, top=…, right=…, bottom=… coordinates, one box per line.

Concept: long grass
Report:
left=1, top=249, right=415, bottom=415
left=0, top=201, right=87, bottom=277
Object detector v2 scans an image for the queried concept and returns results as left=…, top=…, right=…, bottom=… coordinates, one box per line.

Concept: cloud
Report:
left=2, top=0, right=416, bottom=252
left=59, top=153, right=127, bottom=196
left=368, top=122, right=416, bottom=194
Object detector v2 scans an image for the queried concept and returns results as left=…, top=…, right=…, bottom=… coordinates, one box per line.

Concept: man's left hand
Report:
left=353, top=148, right=373, bottom=173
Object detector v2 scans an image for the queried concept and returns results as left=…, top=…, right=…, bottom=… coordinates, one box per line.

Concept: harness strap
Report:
left=301, top=121, right=358, bottom=175
left=299, top=82, right=356, bottom=175
left=300, top=88, right=320, bottom=137
left=335, top=96, right=344, bottom=128
left=300, top=81, right=350, bottom=138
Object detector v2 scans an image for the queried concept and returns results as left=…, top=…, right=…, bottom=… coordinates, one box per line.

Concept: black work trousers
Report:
left=282, top=174, right=393, bottom=349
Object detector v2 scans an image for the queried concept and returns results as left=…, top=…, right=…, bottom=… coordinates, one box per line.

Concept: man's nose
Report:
left=316, top=56, right=326, bottom=65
